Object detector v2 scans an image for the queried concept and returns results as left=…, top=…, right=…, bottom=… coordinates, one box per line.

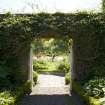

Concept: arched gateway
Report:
left=0, top=12, right=103, bottom=89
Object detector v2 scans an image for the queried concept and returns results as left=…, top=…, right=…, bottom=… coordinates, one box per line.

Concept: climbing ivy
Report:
left=0, top=12, right=105, bottom=80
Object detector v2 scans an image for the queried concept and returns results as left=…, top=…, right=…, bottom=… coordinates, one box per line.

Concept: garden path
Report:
left=19, top=73, right=85, bottom=105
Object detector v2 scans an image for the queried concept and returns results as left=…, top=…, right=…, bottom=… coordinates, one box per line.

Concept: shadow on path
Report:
left=38, top=72, right=65, bottom=77
left=18, top=92, right=86, bottom=105
left=19, top=73, right=86, bottom=105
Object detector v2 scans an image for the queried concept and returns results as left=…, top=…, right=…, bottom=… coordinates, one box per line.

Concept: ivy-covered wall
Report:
left=0, top=12, right=105, bottom=81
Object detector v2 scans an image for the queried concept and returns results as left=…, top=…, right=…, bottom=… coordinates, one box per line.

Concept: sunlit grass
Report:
left=33, top=55, right=70, bottom=72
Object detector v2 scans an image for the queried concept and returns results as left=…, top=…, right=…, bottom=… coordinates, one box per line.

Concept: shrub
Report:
left=33, top=71, right=38, bottom=85
left=65, top=72, right=70, bottom=85
left=73, top=80, right=101, bottom=105
left=92, top=65, right=105, bottom=78
left=57, top=63, right=66, bottom=72
left=0, top=91, right=15, bottom=105
left=0, top=65, right=11, bottom=88
left=85, top=65, right=105, bottom=81
left=0, top=63, right=26, bottom=89
left=0, top=80, right=32, bottom=105
left=57, top=61, right=70, bottom=73
left=23, top=80, right=32, bottom=94
left=83, top=78, right=105, bottom=99
left=14, top=80, right=32, bottom=97
left=33, top=60, right=48, bottom=71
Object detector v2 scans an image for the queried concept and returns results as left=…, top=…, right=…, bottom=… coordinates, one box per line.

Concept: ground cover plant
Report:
left=73, top=65, right=105, bottom=105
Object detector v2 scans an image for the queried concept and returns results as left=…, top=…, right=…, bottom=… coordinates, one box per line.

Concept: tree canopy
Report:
left=32, top=37, right=72, bottom=57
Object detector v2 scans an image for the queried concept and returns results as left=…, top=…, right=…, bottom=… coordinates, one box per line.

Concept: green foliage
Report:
left=0, top=62, right=26, bottom=89
left=0, top=91, right=15, bottom=105
left=33, top=60, right=48, bottom=71
left=13, top=80, right=32, bottom=103
left=32, top=38, right=45, bottom=55
left=33, top=55, right=70, bottom=72
left=73, top=81, right=100, bottom=105
left=57, top=63, right=65, bottom=72
left=102, top=0, right=105, bottom=12
left=1, top=11, right=105, bottom=105
left=1, top=12, right=104, bottom=57
left=0, top=65, right=11, bottom=88
left=73, top=64, right=105, bottom=105
left=0, top=80, right=32, bottom=105
left=0, top=12, right=105, bottom=81
left=92, top=65, right=105, bottom=78
left=80, top=65, right=105, bottom=100
left=0, top=12, right=105, bottom=86
left=32, top=38, right=70, bottom=57
left=57, top=60, right=70, bottom=73
left=65, top=72, right=70, bottom=85
left=83, top=78, right=105, bottom=99
left=0, top=12, right=105, bottom=105
left=73, top=81, right=87, bottom=99
left=33, top=71, right=38, bottom=85
left=23, top=80, right=32, bottom=94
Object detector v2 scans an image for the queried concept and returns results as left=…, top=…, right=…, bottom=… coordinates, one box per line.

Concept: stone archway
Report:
left=0, top=13, right=101, bottom=90
left=26, top=32, right=74, bottom=90
left=17, top=28, right=98, bottom=91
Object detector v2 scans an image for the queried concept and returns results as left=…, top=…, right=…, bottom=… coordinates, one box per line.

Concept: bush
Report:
left=83, top=78, right=105, bottom=99
left=92, top=66, right=105, bottom=78
left=33, top=60, right=48, bottom=71
left=23, top=80, right=32, bottom=94
left=14, top=80, right=32, bottom=98
left=0, top=91, right=15, bottom=105
left=85, top=65, right=105, bottom=81
left=0, top=65, right=11, bottom=88
left=0, top=80, right=32, bottom=105
left=65, top=72, right=70, bottom=85
left=0, top=62, right=26, bottom=89
left=57, top=61, right=70, bottom=73
left=33, top=71, right=38, bottom=85
left=73, top=81, right=100, bottom=105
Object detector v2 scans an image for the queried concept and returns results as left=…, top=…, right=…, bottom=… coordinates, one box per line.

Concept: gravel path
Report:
left=19, top=73, right=85, bottom=105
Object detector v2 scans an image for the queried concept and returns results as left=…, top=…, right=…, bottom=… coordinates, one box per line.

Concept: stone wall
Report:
left=72, top=33, right=99, bottom=80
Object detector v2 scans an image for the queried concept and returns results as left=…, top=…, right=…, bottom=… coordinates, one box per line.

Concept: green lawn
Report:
left=41, top=61, right=62, bottom=72
left=33, top=55, right=70, bottom=73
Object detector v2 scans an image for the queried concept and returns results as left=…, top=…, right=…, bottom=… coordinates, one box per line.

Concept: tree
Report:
left=32, top=37, right=72, bottom=61
left=102, top=0, right=105, bottom=12
left=32, top=38, right=44, bottom=57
